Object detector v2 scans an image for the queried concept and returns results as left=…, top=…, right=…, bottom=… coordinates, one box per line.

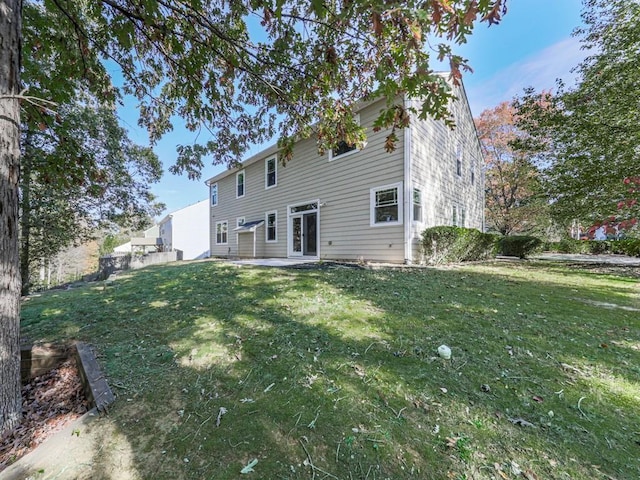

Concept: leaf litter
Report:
left=0, top=358, right=89, bottom=471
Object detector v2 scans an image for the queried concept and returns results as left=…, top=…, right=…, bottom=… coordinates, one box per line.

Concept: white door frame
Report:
left=287, top=200, right=320, bottom=258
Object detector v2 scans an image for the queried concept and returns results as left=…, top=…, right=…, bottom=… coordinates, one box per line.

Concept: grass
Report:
left=20, top=259, right=640, bottom=480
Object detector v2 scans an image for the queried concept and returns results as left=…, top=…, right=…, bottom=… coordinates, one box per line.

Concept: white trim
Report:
left=265, top=210, right=278, bottom=243
left=210, top=183, right=218, bottom=207
left=265, top=155, right=277, bottom=189
left=328, top=114, right=361, bottom=162
left=412, top=187, right=423, bottom=224
left=403, top=98, right=412, bottom=263
left=236, top=170, right=245, bottom=199
left=215, top=220, right=228, bottom=245
left=287, top=199, right=320, bottom=258
left=370, top=182, right=404, bottom=227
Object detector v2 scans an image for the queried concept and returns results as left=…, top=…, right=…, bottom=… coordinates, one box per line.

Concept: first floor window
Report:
left=266, top=211, right=277, bottom=242
left=452, top=205, right=466, bottom=227
left=413, top=187, right=422, bottom=222
left=216, top=221, right=228, bottom=244
left=371, top=183, right=403, bottom=226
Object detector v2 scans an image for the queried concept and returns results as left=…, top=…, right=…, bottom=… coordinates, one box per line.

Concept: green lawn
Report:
left=20, top=259, right=640, bottom=479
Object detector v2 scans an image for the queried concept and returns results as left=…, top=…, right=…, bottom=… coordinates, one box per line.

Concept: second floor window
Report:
left=329, top=114, right=360, bottom=161
left=266, top=156, right=277, bottom=188
left=210, top=183, right=218, bottom=206
left=236, top=171, right=245, bottom=198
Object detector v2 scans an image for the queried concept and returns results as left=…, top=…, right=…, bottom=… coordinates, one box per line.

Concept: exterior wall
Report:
left=159, top=217, right=173, bottom=251
left=237, top=230, right=265, bottom=258
left=409, top=83, right=485, bottom=262
left=206, top=84, right=483, bottom=264
left=165, top=199, right=210, bottom=260
left=208, top=98, right=406, bottom=263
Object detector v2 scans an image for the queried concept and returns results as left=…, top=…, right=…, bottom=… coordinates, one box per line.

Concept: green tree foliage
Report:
left=514, top=0, right=639, bottom=234
left=1, top=0, right=508, bottom=435
left=20, top=101, right=164, bottom=295
left=474, top=101, right=548, bottom=236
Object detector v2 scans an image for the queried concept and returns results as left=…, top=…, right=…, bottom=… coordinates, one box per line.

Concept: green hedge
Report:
left=544, top=239, right=640, bottom=257
left=497, top=235, right=543, bottom=259
left=421, top=226, right=498, bottom=265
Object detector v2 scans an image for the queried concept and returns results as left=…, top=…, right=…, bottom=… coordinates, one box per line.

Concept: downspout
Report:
left=403, top=95, right=412, bottom=264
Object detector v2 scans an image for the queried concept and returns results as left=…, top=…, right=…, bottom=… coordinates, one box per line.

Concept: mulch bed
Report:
left=0, top=358, right=89, bottom=472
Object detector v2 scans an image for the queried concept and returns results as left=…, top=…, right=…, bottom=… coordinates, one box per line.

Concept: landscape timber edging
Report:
left=74, top=342, right=116, bottom=412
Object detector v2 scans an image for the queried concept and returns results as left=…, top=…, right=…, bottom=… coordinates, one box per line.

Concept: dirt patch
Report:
left=0, top=358, right=89, bottom=472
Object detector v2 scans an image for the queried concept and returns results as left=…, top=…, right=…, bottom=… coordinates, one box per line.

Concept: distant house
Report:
left=204, top=82, right=484, bottom=264
left=113, top=225, right=161, bottom=254
left=158, top=199, right=210, bottom=260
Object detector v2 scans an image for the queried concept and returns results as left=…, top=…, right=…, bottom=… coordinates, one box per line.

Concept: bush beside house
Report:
left=421, top=226, right=498, bottom=265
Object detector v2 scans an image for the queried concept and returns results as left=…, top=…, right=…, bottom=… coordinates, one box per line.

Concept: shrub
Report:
left=497, top=235, right=542, bottom=259
left=612, top=239, right=640, bottom=257
left=543, top=239, right=640, bottom=257
left=421, top=226, right=498, bottom=265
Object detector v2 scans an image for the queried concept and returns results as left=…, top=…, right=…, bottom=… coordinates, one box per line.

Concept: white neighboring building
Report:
left=113, top=225, right=161, bottom=253
left=158, top=199, right=210, bottom=260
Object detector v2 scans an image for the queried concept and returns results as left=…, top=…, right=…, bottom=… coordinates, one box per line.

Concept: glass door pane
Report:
left=303, top=213, right=317, bottom=256
left=292, top=216, right=302, bottom=255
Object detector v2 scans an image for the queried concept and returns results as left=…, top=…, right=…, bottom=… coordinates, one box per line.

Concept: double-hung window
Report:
left=452, top=205, right=466, bottom=227
left=266, top=211, right=277, bottom=242
left=215, top=220, right=228, bottom=244
left=329, top=114, right=361, bottom=161
left=265, top=156, right=277, bottom=189
left=236, top=171, right=245, bottom=198
left=413, top=188, right=422, bottom=222
left=210, top=183, right=218, bottom=206
left=456, top=146, right=462, bottom=177
left=370, top=182, right=403, bottom=226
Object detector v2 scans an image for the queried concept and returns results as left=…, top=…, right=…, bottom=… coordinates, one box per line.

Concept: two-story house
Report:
left=205, top=83, right=483, bottom=264
left=158, top=199, right=210, bottom=260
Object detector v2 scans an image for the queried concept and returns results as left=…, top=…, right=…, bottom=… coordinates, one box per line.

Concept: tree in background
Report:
left=20, top=101, right=164, bottom=295
left=475, top=101, right=548, bottom=236
left=1, top=0, right=508, bottom=436
left=514, top=0, right=639, bottom=236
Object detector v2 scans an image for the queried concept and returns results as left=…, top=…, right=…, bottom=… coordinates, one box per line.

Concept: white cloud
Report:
left=466, top=36, right=588, bottom=116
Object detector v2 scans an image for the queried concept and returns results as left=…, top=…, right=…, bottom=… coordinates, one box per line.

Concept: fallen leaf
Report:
left=532, top=395, right=544, bottom=403
left=445, top=436, right=462, bottom=448
left=523, top=469, right=539, bottom=480
left=240, top=458, right=258, bottom=474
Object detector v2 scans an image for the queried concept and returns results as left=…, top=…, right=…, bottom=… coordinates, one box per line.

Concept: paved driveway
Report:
left=532, top=252, right=640, bottom=266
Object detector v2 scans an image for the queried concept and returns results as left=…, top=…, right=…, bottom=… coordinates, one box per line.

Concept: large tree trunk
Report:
left=0, top=0, right=23, bottom=436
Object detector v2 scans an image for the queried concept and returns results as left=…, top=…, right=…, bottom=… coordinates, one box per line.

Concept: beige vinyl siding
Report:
left=209, top=98, right=406, bottom=262
left=237, top=230, right=265, bottom=258
left=409, top=83, right=484, bottom=262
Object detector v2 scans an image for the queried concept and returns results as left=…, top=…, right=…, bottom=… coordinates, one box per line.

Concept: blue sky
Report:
left=118, top=0, right=586, bottom=218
